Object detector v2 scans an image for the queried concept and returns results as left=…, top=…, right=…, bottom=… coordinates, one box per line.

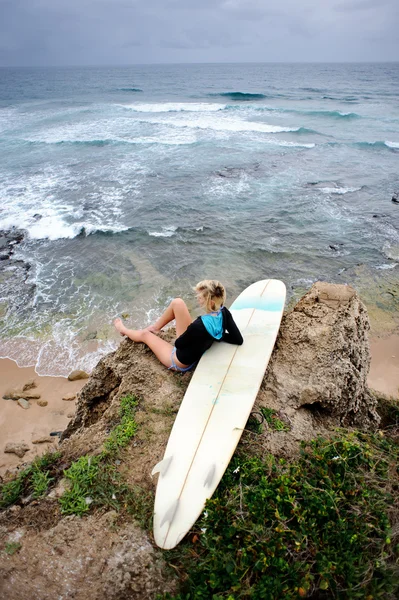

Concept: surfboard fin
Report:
left=204, top=464, right=216, bottom=488
left=160, top=499, right=179, bottom=528
left=151, top=456, right=173, bottom=478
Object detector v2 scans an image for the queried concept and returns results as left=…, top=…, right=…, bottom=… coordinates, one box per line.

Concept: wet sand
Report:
left=0, top=359, right=86, bottom=476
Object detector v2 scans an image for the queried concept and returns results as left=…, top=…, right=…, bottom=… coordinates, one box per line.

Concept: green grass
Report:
left=103, top=394, right=138, bottom=455
left=260, top=407, right=290, bottom=432
left=245, top=408, right=291, bottom=434
left=161, top=429, right=399, bottom=600
left=60, top=394, right=141, bottom=516
left=0, top=451, right=61, bottom=509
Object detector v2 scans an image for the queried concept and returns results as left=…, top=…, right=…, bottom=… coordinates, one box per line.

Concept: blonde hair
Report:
left=194, top=279, right=226, bottom=313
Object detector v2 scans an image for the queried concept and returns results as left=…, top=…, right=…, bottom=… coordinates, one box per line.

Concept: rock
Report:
left=47, top=478, right=70, bottom=499
left=85, top=331, right=97, bottom=341
left=68, top=370, right=90, bottom=381
left=392, top=193, right=399, bottom=204
left=4, top=442, right=30, bottom=458
left=0, top=254, right=9, bottom=261
left=262, top=282, right=379, bottom=428
left=22, top=379, right=37, bottom=391
left=2, top=388, right=40, bottom=400
left=62, top=393, right=76, bottom=402
left=37, top=400, right=48, bottom=407
left=17, top=399, right=30, bottom=410
left=32, top=437, right=54, bottom=444
left=67, top=413, right=75, bottom=418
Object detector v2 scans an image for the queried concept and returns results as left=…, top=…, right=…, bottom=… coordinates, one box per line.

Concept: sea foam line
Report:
left=120, top=102, right=226, bottom=113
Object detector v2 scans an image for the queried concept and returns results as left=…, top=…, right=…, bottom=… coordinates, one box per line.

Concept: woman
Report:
left=114, top=279, right=243, bottom=372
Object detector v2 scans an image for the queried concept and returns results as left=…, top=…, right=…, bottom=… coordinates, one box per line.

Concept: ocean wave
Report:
left=118, top=88, right=143, bottom=92
left=320, top=186, right=361, bottom=195
left=148, top=226, right=177, bottom=238
left=9, top=135, right=199, bottom=148
left=383, top=243, right=399, bottom=261
left=121, top=102, right=226, bottom=113
left=355, top=141, right=399, bottom=150
left=0, top=217, right=130, bottom=241
left=208, top=92, right=267, bottom=101
left=252, top=106, right=361, bottom=120
left=137, top=114, right=302, bottom=134
left=376, top=263, right=398, bottom=270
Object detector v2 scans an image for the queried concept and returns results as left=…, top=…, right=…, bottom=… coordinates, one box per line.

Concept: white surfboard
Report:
left=152, top=279, right=286, bottom=549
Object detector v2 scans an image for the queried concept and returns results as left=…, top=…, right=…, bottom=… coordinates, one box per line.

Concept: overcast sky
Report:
left=0, top=0, right=398, bottom=66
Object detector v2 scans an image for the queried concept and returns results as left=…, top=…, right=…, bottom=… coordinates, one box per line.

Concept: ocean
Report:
left=0, top=63, right=398, bottom=376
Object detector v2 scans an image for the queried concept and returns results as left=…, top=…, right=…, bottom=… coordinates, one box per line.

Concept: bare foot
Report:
left=144, top=324, right=161, bottom=333
left=114, top=318, right=128, bottom=336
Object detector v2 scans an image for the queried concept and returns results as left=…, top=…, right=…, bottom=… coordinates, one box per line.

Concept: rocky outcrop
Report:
left=263, top=282, right=379, bottom=428
left=62, top=282, right=379, bottom=465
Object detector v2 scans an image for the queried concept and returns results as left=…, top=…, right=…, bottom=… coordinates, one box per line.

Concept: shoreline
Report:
left=1, top=332, right=398, bottom=477
left=0, top=358, right=86, bottom=476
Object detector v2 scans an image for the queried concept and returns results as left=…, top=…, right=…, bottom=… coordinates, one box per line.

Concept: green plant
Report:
left=260, top=407, right=290, bottom=431
left=0, top=451, right=61, bottom=509
left=60, top=395, right=140, bottom=516
left=163, top=431, right=399, bottom=599
left=103, top=394, right=138, bottom=455
left=4, top=541, right=22, bottom=555
left=31, top=466, right=53, bottom=498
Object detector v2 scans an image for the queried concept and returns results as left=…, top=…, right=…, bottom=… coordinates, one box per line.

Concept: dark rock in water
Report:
left=329, top=243, right=344, bottom=251
left=0, top=254, right=10, bottom=261
left=392, top=193, right=399, bottom=204
left=33, top=214, right=42, bottom=220
left=85, top=331, right=97, bottom=341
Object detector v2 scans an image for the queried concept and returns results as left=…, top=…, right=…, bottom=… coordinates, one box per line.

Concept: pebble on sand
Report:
left=68, top=370, right=90, bottom=381
left=22, top=379, right=37, bottom=391
left=37, top=400, right=48, bottom=407
left=17, top=398, right=30, bottom=410
left=2, top=389, right=41, bottom=400
left=4, top=442, right=30, bottom=458
left=62, top=393, right=76, bottom=402
left=32, top=437, right=54, bottom=444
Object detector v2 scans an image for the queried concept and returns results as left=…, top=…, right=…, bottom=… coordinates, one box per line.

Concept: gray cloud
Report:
left=0, top=0, right=398, bottom=65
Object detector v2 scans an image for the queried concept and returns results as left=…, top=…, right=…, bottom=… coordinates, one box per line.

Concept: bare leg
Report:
left=145, top=297, right=192, bottom=338
left=113, top=319, right=187, bottom=368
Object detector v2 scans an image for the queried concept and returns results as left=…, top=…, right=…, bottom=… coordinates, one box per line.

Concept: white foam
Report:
left=385, top=141, right=399, bottom=149
left=121, top=102, right=226, bottom=113
left=320, top=186, right=361, bottom=195
left=137, top=113, right=300, bottom=135
left=376, top=263, right=398, bottom=270
left=148, top=226, right=177, bottom=238
left=383, top=243, right=399, bottom=261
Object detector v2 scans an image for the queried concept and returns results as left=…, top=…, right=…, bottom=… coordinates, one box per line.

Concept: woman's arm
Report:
left=222, top=308, right=244, bottom=345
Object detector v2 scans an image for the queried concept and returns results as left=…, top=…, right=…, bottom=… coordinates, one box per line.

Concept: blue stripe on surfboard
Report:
left=230, top=296, right=284, bottom=312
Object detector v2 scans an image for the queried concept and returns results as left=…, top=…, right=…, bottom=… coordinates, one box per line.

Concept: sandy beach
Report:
left=0, top=359, right=86, bottom=476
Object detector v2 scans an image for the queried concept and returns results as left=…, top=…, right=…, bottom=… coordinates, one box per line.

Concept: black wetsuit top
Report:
left=175, top=306, right=243, bottom=365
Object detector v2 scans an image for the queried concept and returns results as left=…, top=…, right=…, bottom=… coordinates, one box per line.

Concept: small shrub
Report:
left=260, top=407, right=290, bottom=431
left=4, top=541, right=22, bottom=555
